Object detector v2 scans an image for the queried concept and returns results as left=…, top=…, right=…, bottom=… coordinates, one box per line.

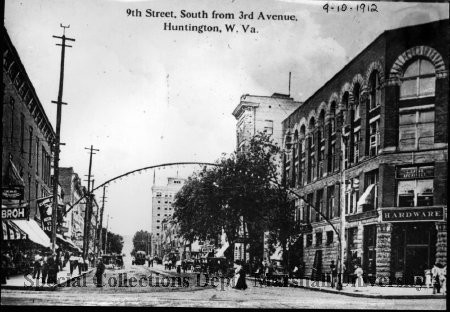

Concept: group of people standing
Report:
left=31, top=250, right=69, bottom=284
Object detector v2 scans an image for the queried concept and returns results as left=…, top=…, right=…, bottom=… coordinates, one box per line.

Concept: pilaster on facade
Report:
left=375, top=222, right=393, bottom=278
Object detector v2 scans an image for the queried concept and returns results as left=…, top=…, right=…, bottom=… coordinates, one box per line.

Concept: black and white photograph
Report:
left=1, top=0, right=448, bottom=308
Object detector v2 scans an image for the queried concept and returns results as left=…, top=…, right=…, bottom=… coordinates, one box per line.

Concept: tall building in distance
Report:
left=151, top=177, right=185, bottom=257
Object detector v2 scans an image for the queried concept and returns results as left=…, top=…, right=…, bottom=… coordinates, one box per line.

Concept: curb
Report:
left=1, top=269, right=95, bottom=291
left=246, top=277, right=447, bottom=299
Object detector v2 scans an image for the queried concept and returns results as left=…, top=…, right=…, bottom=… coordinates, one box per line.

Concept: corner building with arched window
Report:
left=281, top=19, right=448, bottom=284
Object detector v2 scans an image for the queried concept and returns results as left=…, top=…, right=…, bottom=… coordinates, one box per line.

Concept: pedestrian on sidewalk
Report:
left=64, top=250, right=70, bottom=268
left=69, top=253, right=78, bottom=275
left=234, top=260, right=247, bottom=290
left=432, top=262, right=444, bottom=294
left=354, top=264, right=364, bottom=289
left=41, top=254, right=49, bottom=285
left=47, top=254, right=58, bottom=284
left=32, top=253, right=42, bottom=280
left=1, top=253, right=8, bottom=285
left=78, top=255, right=84, bottom=274
left=95, top=258, right=106, bottom=287
left=56, top=249, right=62, bottom=272
left=330, top=260, right=337, bottom=288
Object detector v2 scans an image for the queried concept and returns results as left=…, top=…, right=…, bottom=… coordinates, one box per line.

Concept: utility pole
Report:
left=104, top=214, right=111, bottom=254
left=83, top=145, right=99, bottom=259
left=97, top=186, right=107, bottom=257
left=51, top=24, right=75, bottom=252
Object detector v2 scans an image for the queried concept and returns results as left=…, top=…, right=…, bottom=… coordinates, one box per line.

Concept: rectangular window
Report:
left=263, top=120, right=273, bottom=135
left=328, top=141, right=336, bottom=173
left=315, top=232, right=322, bottom=246
left=327, top=185, right=335, bottom=219
left=10, top=97, right=15, bottom=142
left=343, top=136, right=349, bottom=169
left=306, top=234, right=313, bottom=247
left=369, top=120, right=380, bottom=156
left=397, top=179, right=433, bottom=207
left=399, top=108, right=434, bottom=151
left=316, top=189, right=323, bottom=222
left=326, top=231, right=334, bottom=245
left=20, top=113, right=25, bottom=154
left=35, top=137, right=39, bottom=175
left=396, top=165, right=434, bottom=207
left=28, top=127, right=33, bottom=165
left=35, top=182, right=39, bottom=200
left=353, top=131, right=360, bottom=163
left=307, top=193, right=313, bottom=223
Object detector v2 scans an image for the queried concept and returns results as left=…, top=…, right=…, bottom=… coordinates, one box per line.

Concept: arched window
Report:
left=318, top=110, right=325, bottom=177
left=353, top=84, right=361, bottom=120
left=399, top=58, right=435, bottom=150
left=300, top=125, right=306, bottom=152
left=308, top=117, right=316, bottom=182
left=317, top=110, right=325, bottom=143
left=330, top=101, right=336, bottom=133
left=400, top=59, right=435, bottom=99
left=369, top=71, right=381, bottom=110
left=300, top=125, right=306, bottom=186
left=342, top=92, right=350, bottom=125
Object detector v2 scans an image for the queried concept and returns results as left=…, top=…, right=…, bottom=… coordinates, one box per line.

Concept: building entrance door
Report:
left=405, top=246, right=429, bottom=284
left=391, top=222, right=436, bottom=284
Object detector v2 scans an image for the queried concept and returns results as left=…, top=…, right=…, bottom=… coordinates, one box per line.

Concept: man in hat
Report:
left=32, top=253, right=42, bottom=280
left=41, top=253, right=49, bottom=284
left=95, top=258, right=106, bottom=287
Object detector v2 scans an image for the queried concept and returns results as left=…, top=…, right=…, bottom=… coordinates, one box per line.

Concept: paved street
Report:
left=1, top=264, right=446, bottom=309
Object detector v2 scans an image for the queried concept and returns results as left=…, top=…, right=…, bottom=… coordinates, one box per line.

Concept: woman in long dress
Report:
left=234, top=260, right=247, bottom=290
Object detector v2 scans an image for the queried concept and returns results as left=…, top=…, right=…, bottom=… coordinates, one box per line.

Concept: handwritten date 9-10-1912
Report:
left=323, top=3, right=378, bottom=13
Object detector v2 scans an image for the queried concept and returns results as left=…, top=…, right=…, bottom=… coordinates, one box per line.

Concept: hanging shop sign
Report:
left=38, top=199, right=53, bottom=232
left=381, top=207, right=444, bottom=222
left=2, top=186, right=25, bottom=200
left=1, top=204, right=30, bottom=220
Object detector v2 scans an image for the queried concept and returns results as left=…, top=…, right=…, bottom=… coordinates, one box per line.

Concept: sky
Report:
left=4, top=0, right=448, bottom=236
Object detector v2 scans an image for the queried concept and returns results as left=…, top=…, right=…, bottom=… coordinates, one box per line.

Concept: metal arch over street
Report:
left=63, top=161, right=218, bottom=216
left=63, top=160, right=341, bottom=241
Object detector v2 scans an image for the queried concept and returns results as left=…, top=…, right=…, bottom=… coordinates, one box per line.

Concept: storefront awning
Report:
left=56, top=234, right=80, bottom=251
left=2, top=220, right=28, bottom=241
left=11, top=219, right=52, bottom=249
left=357, top=184, right=375, bottom=207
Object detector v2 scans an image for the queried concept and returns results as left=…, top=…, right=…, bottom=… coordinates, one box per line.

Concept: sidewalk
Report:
left=251, top=276, right=447, bottom=299
left=1, top=261, right=95, bottom=291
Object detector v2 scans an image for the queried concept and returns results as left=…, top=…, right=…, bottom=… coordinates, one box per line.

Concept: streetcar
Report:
left=133, top=250, right=146, bottom=265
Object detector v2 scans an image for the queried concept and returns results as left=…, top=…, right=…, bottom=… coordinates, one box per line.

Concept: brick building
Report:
left=59, top=167, right=86, bottom=251
left=281, top=20, right=448, bottom=283
left=2, top=27, right=55, bottom=222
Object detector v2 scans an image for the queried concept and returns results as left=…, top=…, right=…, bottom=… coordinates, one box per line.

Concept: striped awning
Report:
left=11, top=219, right=52, bottom=248
left=2, top=220, right=28, bottom=241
